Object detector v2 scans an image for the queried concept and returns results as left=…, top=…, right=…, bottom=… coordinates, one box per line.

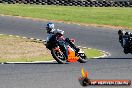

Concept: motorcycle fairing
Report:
left=67, top=46, right=79, bottom=62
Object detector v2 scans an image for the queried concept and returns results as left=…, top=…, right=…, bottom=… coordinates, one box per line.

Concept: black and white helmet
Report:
left=46, top=23, right=55, bottom=33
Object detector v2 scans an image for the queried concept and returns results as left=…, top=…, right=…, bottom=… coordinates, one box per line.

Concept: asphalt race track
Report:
left=1, top=16, right=132, bottom=58
left=0, top=16, right=132, bottom=88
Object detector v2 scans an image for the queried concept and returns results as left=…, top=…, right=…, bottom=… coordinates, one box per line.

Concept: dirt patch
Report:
left=0, top=35, right=105, bottom=62
left=0, top=35, right=51, bottom=59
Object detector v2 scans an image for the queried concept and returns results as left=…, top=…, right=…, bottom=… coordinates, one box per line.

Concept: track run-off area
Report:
left=0, top=15, right=132, bottom=88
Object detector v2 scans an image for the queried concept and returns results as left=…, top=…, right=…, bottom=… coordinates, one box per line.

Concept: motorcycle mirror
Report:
left=70, top=38, right=75, bottom=43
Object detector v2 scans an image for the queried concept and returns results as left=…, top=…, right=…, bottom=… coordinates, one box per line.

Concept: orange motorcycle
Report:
left=46, top=33, right=87, bottom=64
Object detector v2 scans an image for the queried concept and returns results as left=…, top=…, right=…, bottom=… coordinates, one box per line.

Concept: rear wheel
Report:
left=51, top=48, right=67, bottom=64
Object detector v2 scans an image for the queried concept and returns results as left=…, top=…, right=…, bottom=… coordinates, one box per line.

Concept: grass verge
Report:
left=0, top=34, right=103, bottom=62
left=83, top=48, right=103, bottom=58
left=0, top=4, right=132, bottom=29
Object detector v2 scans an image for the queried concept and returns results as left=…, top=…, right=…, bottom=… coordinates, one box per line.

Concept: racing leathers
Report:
left=45, top=29, right=80, bottom=53
left=119, top=30, right=132, bottom=48
left=45, top=29, right=64, bottom=50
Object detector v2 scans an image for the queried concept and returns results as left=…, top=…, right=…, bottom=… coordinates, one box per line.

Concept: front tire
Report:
left=78, top=53, right=87, bottom=63
left=51, top=48, right=67, bottom=64
left=124, top=48, right=129, bottom=54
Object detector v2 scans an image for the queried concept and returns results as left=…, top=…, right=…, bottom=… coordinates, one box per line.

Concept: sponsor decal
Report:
left=79, top=67, right=131, bottom=86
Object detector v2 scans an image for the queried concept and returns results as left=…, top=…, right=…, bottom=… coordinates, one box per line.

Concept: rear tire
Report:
left=51, top=48, right=67, bottom=64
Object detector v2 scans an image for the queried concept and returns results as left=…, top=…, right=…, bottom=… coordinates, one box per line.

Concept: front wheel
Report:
left=78, top=53, right=87, bottom=63
left=124, top=48, right=129, bottom=54
left=51, top=48, right=67, bottom=64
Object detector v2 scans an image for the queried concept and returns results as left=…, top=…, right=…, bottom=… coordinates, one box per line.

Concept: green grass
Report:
left=0, top=4, right=132, bottom=29
left=0, top=48, right=103, bottom=62
left=83, top=48, right=103, bottom=58
left=0, top=56, right=53, bottom=62
left=0, top=34, right=103, bottom=62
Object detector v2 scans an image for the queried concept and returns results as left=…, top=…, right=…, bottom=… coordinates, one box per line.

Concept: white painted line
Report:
left=22, top=37, right=27, bottom=39
left=2, top=60, right=56, bottom=64
left=77, top=45, right=111, bottom=58
left=77, top=46, right=81, bottom=48
left=16, top=36, right=20, bottom=38
left=1, top=62, right=4, bottom=64
left=36, top=39, right=40, bottom=41
left=34, top=60, right=55, bottom=63
left=0, top=34, right=4, bottom=35
left=82, top=47, right=87, bottom=49
left=30, top=38, right=34, bottom=40
left=42, top=40, right=46, bottom=42
left=88, top=48, right=92, bottom=49
left=9, top=35, right=13, bottom=36
left=93, top=50, right=111, bottom=58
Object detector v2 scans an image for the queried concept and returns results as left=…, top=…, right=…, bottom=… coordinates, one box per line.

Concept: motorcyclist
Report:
left=118, top=30, right=132, bottom=48
left=45, top=23, right=80, bottom=54
left=118, top=30, right=125, bottom=47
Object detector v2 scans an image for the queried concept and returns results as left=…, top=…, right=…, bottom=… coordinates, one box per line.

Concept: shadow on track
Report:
left=98, top=58, right=132, bottom=59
